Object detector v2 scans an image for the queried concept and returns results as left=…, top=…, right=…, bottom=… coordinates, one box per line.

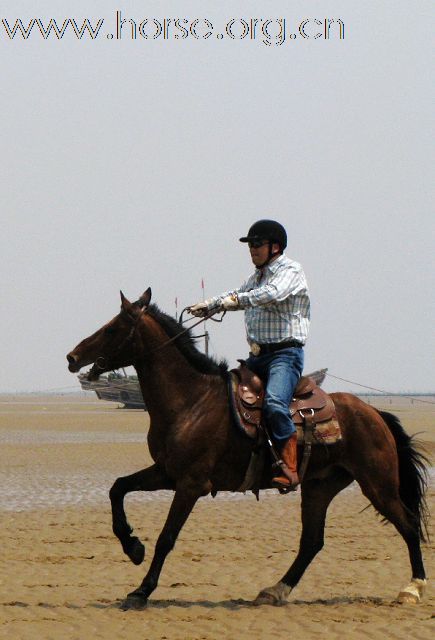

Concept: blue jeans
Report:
left=245, top=347, right=304, bottom=445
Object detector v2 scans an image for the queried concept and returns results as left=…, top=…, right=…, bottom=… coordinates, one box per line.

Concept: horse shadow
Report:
left=88, top=594, right=387, bottom=610
left=2, top=595, right=392, bottom=612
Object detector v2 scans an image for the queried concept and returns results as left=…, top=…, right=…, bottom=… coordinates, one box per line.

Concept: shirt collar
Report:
left=256, top=253, right=286, bottom=275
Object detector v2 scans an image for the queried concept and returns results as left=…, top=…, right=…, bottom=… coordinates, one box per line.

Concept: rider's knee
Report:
left=264, top=396, right=288, bottom=420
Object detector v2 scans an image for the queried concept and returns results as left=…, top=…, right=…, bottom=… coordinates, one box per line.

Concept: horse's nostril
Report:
left=67, top=353, right=78, bottom=364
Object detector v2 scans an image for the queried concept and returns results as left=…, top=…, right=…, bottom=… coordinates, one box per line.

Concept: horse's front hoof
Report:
left=253, top=590, right=281, bottom=606
left=253, top=581, right=292, bottom=606
left=120, top=591, right=148, bottom=611
left=124, top=536, right=145, bottom=565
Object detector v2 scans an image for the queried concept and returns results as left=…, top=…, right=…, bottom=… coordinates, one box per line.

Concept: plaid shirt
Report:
left=208, top=254, right=310, bottom=345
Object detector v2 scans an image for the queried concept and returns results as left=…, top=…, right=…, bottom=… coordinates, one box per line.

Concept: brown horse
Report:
left=66, top=288, right=429, bottom=610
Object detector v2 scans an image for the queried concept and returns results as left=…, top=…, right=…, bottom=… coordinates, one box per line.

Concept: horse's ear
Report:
left=120, top=290, right=133, bottom=312
left=138, top=287, right=152, bottom=309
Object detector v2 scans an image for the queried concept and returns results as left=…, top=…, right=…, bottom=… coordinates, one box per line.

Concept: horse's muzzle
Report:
left=67, top=353, right=80, bottom=372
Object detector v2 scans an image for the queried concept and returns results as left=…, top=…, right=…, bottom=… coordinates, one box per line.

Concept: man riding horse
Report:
left=189, top=219, right=311, bottom=491
left=67, top=236, right=428, bottom=606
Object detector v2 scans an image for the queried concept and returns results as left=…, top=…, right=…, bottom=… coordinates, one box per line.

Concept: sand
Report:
left=0, top=394, right=433, bottom=640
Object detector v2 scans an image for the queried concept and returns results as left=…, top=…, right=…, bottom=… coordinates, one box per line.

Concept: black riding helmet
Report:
left=239, top=220, right=287, bottom=268
left=240, top=219, right=287, bottom=250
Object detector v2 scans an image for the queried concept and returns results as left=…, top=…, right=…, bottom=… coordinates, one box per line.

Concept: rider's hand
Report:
left=188, top=302, right=209, bottom=317
left=222, top=294, right=239, bottom=311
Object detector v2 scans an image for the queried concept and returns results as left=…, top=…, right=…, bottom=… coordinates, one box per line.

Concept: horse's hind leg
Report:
left=255, top=468, right=353, bottom=605
left=121, top=479, right=210, bottom=610
left=109, top=464, right=174, bottom=565
left=355, top=473, right=427, bottom=603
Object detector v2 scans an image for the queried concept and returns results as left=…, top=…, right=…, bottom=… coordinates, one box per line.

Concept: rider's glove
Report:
left=221, top=293, right=239, bottom=311
left=188, top=302, right=209, bottom=317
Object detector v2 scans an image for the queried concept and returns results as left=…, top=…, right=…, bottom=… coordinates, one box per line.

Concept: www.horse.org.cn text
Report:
left=1, top=13, right=345, bottom=46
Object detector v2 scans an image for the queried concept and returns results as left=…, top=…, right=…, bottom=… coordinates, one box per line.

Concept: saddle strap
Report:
left=298, top=411, right=316, bottom=483
left=236, top=448, right=265, bottom=500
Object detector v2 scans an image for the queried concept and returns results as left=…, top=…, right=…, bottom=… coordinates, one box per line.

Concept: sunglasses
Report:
left=248, top=239, right=269, bottom=249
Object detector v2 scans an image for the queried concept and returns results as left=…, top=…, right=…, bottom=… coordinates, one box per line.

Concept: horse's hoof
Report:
left=397, top=592, right=419, bottom=604
left=124, top=537, right=145, bottom=565
left=253, top=581, right=292, bottom=606
left=120, top=592, right=148, bottom=611
left=396, top=578, right=427, bottom=604
left=253, top=590, right=281, bottom=606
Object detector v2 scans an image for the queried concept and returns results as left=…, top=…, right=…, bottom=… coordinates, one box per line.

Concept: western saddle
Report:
left=228, top=362, right=340, bottom=488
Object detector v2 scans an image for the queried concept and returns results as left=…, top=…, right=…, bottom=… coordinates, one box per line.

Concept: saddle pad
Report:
left=296, top=417, right=342, bottom=445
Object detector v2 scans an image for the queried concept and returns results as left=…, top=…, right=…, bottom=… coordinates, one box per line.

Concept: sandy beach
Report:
left=0, top=394, right=433, bottom=640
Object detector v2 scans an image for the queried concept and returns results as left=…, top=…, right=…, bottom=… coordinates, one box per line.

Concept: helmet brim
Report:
left=239, top=235, right=264, bottom=243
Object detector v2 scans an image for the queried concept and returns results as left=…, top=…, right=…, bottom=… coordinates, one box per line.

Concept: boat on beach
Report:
left=78, top=368, right=328, bottom=409
left=78, top=370, right=145, bottom=408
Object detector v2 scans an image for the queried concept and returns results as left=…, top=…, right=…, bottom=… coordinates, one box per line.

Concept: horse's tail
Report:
left=377, top=410, right=430, bottom=542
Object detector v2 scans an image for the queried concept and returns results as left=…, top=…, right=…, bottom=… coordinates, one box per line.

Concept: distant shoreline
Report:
left=1, top=391, right=433, bottom=399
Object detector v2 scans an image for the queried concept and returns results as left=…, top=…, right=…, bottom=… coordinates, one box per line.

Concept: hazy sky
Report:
left=1, top=1, right=433, bottom=393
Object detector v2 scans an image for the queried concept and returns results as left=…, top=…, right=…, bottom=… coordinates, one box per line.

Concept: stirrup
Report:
left=278, top=484, right=297, bottom=495
left=271, top=475, right=299, bottom=493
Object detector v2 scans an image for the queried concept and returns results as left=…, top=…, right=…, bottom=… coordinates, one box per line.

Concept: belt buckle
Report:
left=250, top=342, right=261, bottom=356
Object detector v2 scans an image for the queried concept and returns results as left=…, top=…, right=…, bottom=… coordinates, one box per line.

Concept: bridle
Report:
left=90, top=306, right=147, bottom=376
left=89, top=306, right=225, bottom=377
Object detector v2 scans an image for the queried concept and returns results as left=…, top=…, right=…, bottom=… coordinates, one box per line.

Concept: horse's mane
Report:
left=144, top=303, right=228, bottom=377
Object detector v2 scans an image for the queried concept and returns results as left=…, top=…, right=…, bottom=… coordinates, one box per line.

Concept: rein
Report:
left=153, top=308, right=226, bottom=352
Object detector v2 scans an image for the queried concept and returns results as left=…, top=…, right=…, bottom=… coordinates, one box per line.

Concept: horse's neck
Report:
left=134, top=338, right=205, bottom=422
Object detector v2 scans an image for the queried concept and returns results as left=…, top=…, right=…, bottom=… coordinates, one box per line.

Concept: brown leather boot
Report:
left=272, top=433, right=299, bottom=491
